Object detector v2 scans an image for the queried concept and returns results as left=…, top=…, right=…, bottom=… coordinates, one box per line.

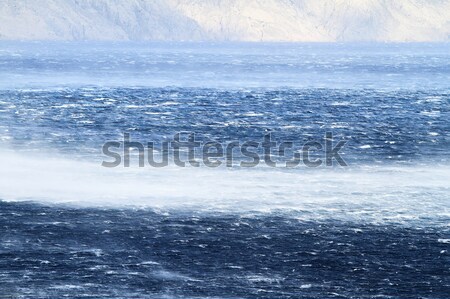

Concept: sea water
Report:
left=0, top=42, right=448, bottom=298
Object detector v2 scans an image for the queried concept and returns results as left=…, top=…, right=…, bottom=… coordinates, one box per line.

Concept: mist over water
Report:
left=0, top=150, right=449, bottom=226
left=1, top=42, right=449, bottom=90
left=0, top=42, right=449, bottom=298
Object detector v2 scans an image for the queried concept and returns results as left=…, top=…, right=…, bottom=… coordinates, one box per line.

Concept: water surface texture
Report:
left=0, top=42, right=449, bottom=298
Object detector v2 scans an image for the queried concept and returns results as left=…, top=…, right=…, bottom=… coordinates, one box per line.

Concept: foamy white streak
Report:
left=0, top=151, right=448, bottom=223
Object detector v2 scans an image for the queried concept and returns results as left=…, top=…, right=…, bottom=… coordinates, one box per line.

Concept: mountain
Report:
left=1, top=0, right=449, bottom=42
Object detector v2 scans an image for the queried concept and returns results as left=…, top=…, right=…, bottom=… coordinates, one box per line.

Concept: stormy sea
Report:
left=0, top=42, right=448, bottom=298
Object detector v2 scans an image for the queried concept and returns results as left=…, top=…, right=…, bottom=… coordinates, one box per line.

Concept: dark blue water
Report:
left=0, top=42, right=449, bottom=298
left=1, top=88, right=448, bottom=164
left=1, top=201, right=449, bottom=298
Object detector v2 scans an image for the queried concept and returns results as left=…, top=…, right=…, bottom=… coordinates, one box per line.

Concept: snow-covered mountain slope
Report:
left=0, top=0, right=449, bottom=41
